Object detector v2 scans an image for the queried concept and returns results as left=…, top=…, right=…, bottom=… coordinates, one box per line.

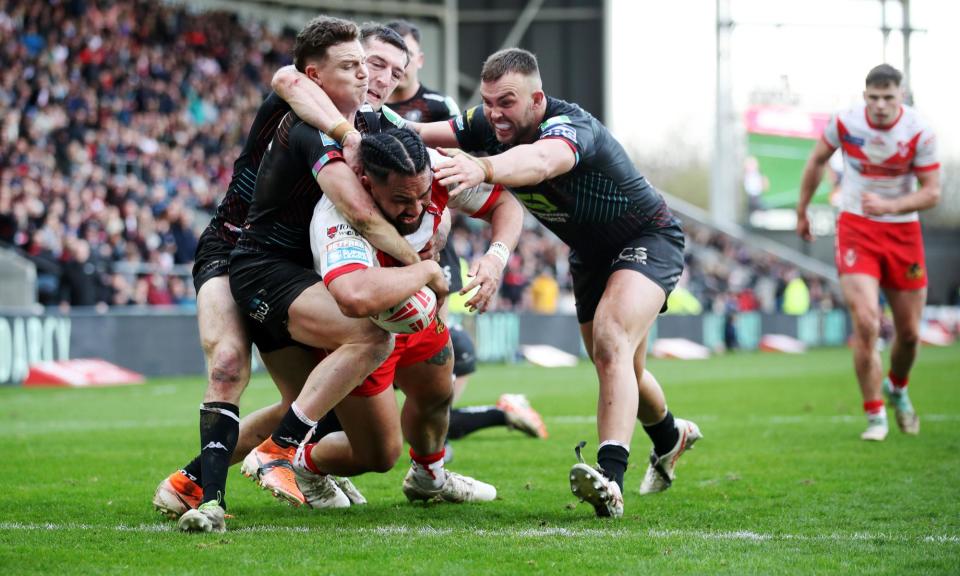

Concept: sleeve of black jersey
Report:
left=451, top=105, right=492, bottom=153
left=537, top=111, right=595, bottom=168
left=289, top=120, right=345, bottom=177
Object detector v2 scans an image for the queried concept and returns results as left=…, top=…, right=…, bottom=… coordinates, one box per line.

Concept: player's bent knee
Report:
left=207, top=343, right=249, bottom=394
left=590, top=326, right=633, bottom=371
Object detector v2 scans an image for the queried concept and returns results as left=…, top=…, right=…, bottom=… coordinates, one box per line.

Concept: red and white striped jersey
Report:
left=822, top=104, right=939, bottom=223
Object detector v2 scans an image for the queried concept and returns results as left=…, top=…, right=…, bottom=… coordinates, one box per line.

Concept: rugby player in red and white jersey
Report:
left=798, top=64, right=941, bottom=441
left=289, top=129, right=522, bottom=504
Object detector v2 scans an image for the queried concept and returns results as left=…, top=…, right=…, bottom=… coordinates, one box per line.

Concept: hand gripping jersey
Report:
left=822, top=103, right=939, bottom=223
left=450, top=97, right=679, bottom=258
left=310, top=148, right=501, bottom=284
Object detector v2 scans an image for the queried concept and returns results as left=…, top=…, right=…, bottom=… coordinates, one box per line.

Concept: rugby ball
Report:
left=370, top=287, right=438, bottom=334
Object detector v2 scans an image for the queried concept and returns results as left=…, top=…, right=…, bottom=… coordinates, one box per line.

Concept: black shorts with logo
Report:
left=228, top=249, right=322, bottom=353
left=569, top=223, right=685, bottom=324
left=192, top=225, right=234, bottom=293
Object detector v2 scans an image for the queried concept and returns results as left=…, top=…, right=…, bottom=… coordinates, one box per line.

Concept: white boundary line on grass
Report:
left=1, top=522, right=957, bottom=544
left=549, top=414, right=960, bottom=425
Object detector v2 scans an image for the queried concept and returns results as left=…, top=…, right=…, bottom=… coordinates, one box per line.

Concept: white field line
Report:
left=548, top=414, right=960, bottom=425
left=0, top=522, right=957, bottom=544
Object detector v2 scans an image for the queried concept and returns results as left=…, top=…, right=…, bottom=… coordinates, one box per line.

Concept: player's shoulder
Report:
left=834, top=103, right=864, bottom=125
left=900, top=105, right=934, bottom=134
left=538, top=97, right=596, bottom=145
left=539, top=98, right=594, bottom=131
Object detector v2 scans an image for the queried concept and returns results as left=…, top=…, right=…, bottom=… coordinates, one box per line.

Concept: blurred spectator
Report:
left=529, top=268, right=558, bottom=314
left=782, top=270, right=811, bottom=315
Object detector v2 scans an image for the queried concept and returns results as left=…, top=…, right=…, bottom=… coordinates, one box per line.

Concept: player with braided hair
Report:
left=281, top=128, right=524, bottom=505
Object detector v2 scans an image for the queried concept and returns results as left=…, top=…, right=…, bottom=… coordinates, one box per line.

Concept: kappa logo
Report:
left=617, top=246, right=648, bottom=265
left=203, top=441, right=228, bottom=452
left=843, top=248, right=857, bottom=268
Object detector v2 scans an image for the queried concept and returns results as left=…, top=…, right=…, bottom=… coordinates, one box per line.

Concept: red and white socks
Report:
left=409, top=447, right=447, bottom=489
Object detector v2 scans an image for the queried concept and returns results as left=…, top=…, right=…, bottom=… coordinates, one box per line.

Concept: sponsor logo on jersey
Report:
left=455, top=115, right=464, bottom=131
left=842, top=134, right=866, bottom=146
left=326, top=238, right=373, bottom=268
left=616, top=246, right=648, bottom=265
left=539, top=115, right=572, bottom=130
left=542, top=125, right=578, bottom=143
left=906, top=262, right=925, bottom=280
left=326, top=224, right=355, bottom=239
left=515, top=192, right=560, bottom=214
left=404, top=109, right=422, bottom=122
left=466, top=106, right=478, bottom=126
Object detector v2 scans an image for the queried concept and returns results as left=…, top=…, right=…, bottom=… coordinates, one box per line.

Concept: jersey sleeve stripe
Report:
left=312, top=151, right=344, bottom=179
left=540, top=136, right=580, bottom=167
left=469, top=184, right=504, bottom=218
left=322, top=262, right=369, bottom=287
left=914, top=163, right=941, bottom=172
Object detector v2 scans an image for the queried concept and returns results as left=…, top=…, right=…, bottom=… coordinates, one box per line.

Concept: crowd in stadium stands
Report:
left=0, top=0, right=836, bottom=315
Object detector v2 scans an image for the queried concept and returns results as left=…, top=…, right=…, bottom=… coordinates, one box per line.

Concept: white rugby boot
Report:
left=639, top=418, right=702, bottom=494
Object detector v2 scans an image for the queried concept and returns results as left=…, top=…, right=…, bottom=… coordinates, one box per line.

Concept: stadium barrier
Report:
left=464, top=310, right=850, bottom=362
left=1, top=308, right=854, bottom=385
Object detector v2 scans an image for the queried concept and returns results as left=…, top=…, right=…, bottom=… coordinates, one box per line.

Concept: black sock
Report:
left=597, top=444, right=629, bottom=490
left=643, top=411, right=679, bottom=457
left=446, top=406, right=507, bottom=439
left=306, top=411, right=343, bottom=444
left=199, top=402, right=240, bottom=508
left=180, top=455, right=202, bottom=484
left=271, top=404, right=316, bottom=448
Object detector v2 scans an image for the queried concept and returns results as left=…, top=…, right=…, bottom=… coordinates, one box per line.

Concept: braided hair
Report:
left=360, top=128, right=430, bottom=182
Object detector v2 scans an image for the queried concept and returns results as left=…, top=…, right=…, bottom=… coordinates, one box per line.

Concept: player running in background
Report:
left=415, top=48, right=701, bottom=518
left=385, top=21, right=547, bottom=453
left=798, top=64, right=940, bottom=441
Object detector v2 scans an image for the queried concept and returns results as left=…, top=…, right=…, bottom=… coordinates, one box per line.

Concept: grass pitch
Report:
left=1, top=345, right=958, bottom=574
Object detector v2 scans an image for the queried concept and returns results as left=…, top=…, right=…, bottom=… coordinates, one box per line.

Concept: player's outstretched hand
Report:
left=461, top=253, right=503, bottom=313
left=435, top=148, right=487, bottom=197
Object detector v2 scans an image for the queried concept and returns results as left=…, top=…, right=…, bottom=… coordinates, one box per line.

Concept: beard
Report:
left=392, top=210, right=425, bottom=236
